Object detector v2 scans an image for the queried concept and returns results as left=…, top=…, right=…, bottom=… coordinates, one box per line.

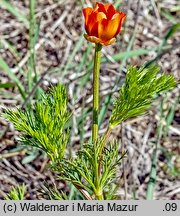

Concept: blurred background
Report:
left=0, top=0, right=179, bottom=199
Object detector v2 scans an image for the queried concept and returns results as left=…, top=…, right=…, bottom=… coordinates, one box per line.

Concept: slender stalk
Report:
left=92, top=43, right=102, bottom=200
left=92, top=44, right=102, bottom=142
left=99, top=127, right=112, bottom=156
left=121, top=122, right=127, bottom=199
left=98, top=127, right=112, bottom=177
left=29, top=0, right=40, bottom=100
left=102, top=127, right=112, bottom=145
left=146, top=122, right=163, bottom=200
left=29, top=0, right=37, bottom=87
left=146, top=99, right=164, bottom=200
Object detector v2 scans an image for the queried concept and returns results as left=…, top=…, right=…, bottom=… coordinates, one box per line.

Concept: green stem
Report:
left=99, top=127, right=112, bottom=158
left=92, top=43, right=102, bottom=200
left=95, top=189, right=104, bottom=200
left=103, top=127, right=112, bottom=146
left=98, top=127, right=112, bottom=179
left=146, top=119, right=163, bottom=200
left=92, top=44, right=102, bottom=142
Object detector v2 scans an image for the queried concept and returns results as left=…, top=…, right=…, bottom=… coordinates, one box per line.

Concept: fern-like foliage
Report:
left=110, top=65, right=176, bottom=127
left=5, top=184, right=26, bottom=200
left=100, top=143, right=126, bottom=189
left=4, top=84, right=70, bottom=162
left=52, top=140, right=126, bottom=199
left=41, top=184, right=68, bottom=200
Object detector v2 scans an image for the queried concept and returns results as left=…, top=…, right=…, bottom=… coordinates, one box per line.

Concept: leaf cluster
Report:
left=40, top=184, right=68, bottom=200
left=5, top=184, right=26, bottom=200
left=4, top=84, right=70, bottom=162
left=52, top=140, right=126, bottom=199
left=110, top=65, right=176, bottom=127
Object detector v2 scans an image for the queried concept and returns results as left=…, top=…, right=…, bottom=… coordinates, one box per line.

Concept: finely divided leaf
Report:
left=110, top=65, right=176, bottom=127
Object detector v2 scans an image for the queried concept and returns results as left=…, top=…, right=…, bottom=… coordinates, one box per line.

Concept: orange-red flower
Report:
left=83, top=2, right=126, bottom=46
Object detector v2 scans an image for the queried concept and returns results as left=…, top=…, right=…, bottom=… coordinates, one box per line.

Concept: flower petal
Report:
left=104, top=3, right=111, bottom=11
left=98, top=14, right=121, bottom=41
left=96, top=12, right=107, bottom=21
left=114, top=12, right=126, bottom=36
left=84, top=34, right=116, bottom=46
left=85, top=11, right=97, bottom=34
left=97, top=3, right=115, bottom=18
left=84, top=34, right=101, bottom=44
left=103, top=37, right=116, bottom=46
left=96, top=2, right=107, bottom=14
left=89, top=21, right=99, bottom=37
left=83, top=8, right=93, bottom=25
left=106, top=4, right=116, bottom=19
left=87, top=12, right=106, bottom=35
left=82, top=3, right=126, bottom=46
